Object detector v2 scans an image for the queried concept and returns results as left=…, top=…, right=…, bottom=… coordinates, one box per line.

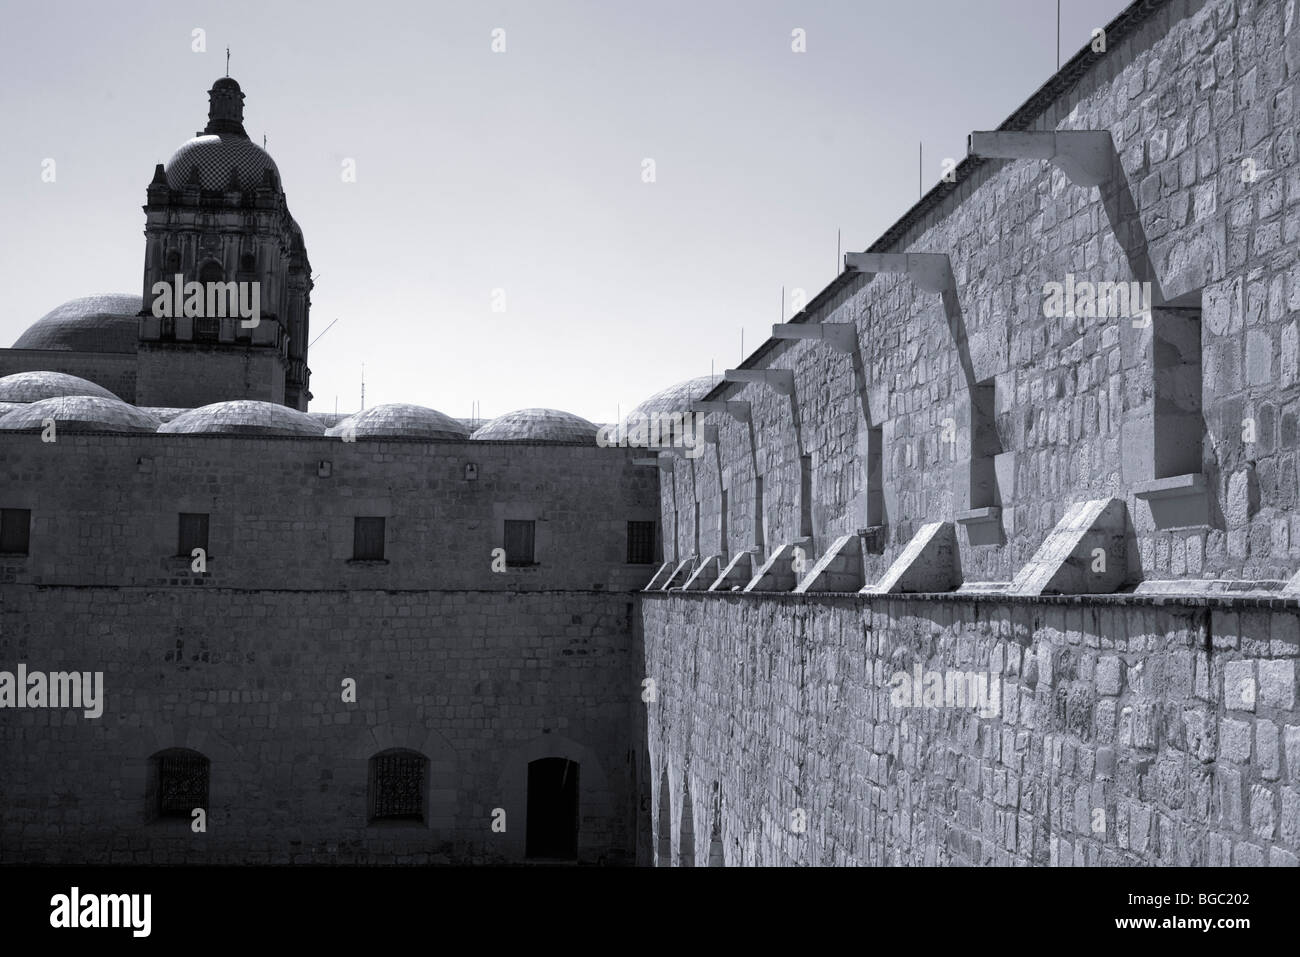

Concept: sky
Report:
left=0, top=0, right=1133, bottom=423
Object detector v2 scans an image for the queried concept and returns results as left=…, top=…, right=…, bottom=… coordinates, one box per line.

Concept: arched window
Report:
left=148, top=748, right=209, bottom=821
left=368, top=749, right=427, bottom=823
left=526, top=757, right=579, bottom=860
left=239, top=253, right=257, bottom=273
left=198, top=260, right=224, bottom=283
left=163, top=250, right=181, bottom=273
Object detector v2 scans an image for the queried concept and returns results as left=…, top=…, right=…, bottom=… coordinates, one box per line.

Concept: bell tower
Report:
left=135, top=78, right=313, bottom=410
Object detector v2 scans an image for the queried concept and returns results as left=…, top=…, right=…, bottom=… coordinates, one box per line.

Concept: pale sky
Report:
left=0, top=0, right=1132, bottom=422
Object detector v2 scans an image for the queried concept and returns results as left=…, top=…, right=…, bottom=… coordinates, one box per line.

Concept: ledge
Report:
left=639, top=588, right=1300, bottom=611
left=955, top=507, right=1001, bottom=525
left=346, top=559, right=390, bottom=566
left=1133, top=473, right=1206, bottom=499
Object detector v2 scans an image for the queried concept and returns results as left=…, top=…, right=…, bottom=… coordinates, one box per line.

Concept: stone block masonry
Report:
left=661, top=0, right=1300, bottom=587
left=0, top=587, right=640, bottom=865
left=642, top=592, right=1300, bottom=866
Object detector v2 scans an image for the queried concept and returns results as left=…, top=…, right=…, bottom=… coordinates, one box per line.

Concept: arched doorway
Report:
left=679, top=783, right=695, bottom=866
left=657, top=770, right=671, bottom=866
left=526, top=757, right=579, bottom=860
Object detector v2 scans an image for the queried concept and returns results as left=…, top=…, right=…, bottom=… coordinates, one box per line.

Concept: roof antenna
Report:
left=263, top=133, right=267, bottom=149
left=226, top=47, right=230, bottom=77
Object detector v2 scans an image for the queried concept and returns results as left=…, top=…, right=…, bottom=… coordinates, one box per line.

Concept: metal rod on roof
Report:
left=1057, top=0, right=1061, bottom=70
left=309, top=317, right=340, bottom=348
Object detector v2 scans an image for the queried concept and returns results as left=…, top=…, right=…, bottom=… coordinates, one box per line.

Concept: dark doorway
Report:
left=526, top=757, right=579, bottom=860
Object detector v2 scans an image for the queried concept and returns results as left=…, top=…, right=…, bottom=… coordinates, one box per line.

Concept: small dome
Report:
left=326, top=403, right=469, bottom=440
left=0, top=371, right=118, bottom=403
left=472, top=408, right=599, bottom=443
left=13, top=294, right=142, bottom=352
left=0, top=396, right=159, bottom=433
left=166, top=134, right=280, bottom=191
left=211, top=77, right=241, bottom=92
left=159, top=400, right=325, bottom=436
left=617, top=375, right=716, bottom=441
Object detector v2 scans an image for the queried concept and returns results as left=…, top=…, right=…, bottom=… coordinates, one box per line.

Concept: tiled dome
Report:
left=617, top=375, right=717, bottom=442
left=327, top=403, right=469, bottom=440
left=159, top=400, right=325, bottom=436
left=13, top=294, right=142, bottom=352
left=165, top=134, right=281, bottom=191
left=472, top=408, right=600, bottom=443
left=0, top=371, right=118, bottom=403
left=0, top=396, right=159, bottom=433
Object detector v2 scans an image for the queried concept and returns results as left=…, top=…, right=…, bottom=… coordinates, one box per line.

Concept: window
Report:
left=198, top=260, right=224, bottom=283
left=368, top=749, right=427, bottom=823
left=353, top=517, right=385, bottom=561
left=164, top=250, right=181, bottom=272
left=239, top=253, right=257, bottom=273
left=504, top=519, right=535, bottom=566
left=177, top=513, right=209, bottom=557
left=0, top=508, right=30, bottom=555
left=865, top=425, right=884, bottom=526
left=1152, top=306, right=1203, bottom=479
left=626, top=521, right=656, bottom=564
left=800, top=455, right=813, bottom=539
left=151, top=749, right=209, bottom=820
left=195, top=316, right=219, bottom=341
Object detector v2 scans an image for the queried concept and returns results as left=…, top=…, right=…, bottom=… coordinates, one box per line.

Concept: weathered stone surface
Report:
left=864, top=522, right=959, bottom=594
left=1011, top=500, right=1128, bottom=596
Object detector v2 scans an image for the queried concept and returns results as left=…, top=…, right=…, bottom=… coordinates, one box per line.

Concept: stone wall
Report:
left=642, top=592, right=1300, bottom=866
left=0, top=349, right=137, bottom=403
left=0, top=433, right=659, bottom=593
left=663, top=0, right=1300, bottom=586
left=0, top=586, right=639, bottom=865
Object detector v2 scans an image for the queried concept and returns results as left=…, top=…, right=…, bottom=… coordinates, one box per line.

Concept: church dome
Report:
left=326, top=403, right=469, bottom=440
left=165, top=134, right=281, bottom=191
left=13, top=294, right=142, bottom=352
left=159, top=400, right=325, bottom=437
left=0, top=395, right=159, bottom=433
left=0, top=371, right=119, bottom=403
left=472, top=408, right=599, bottom=443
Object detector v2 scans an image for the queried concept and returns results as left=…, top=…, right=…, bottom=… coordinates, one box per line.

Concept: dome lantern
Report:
left=204, top=76, right=247, bottom=137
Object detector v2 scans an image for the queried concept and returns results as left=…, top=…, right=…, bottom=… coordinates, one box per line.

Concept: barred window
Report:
left=0, top=508, right=31, bottom=555
left=626, top=521, right=656, bottom=564
left=152, top=749, right=209, bottom=820
left=177, top=512, right=209, bottom=557
left=368, top=749, right=427, bottom=823
left=353, top=517, right=385, bottom=561
left=504, top=520, right=535, bottom=566
left=195, top=316, right=219, bottom=341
